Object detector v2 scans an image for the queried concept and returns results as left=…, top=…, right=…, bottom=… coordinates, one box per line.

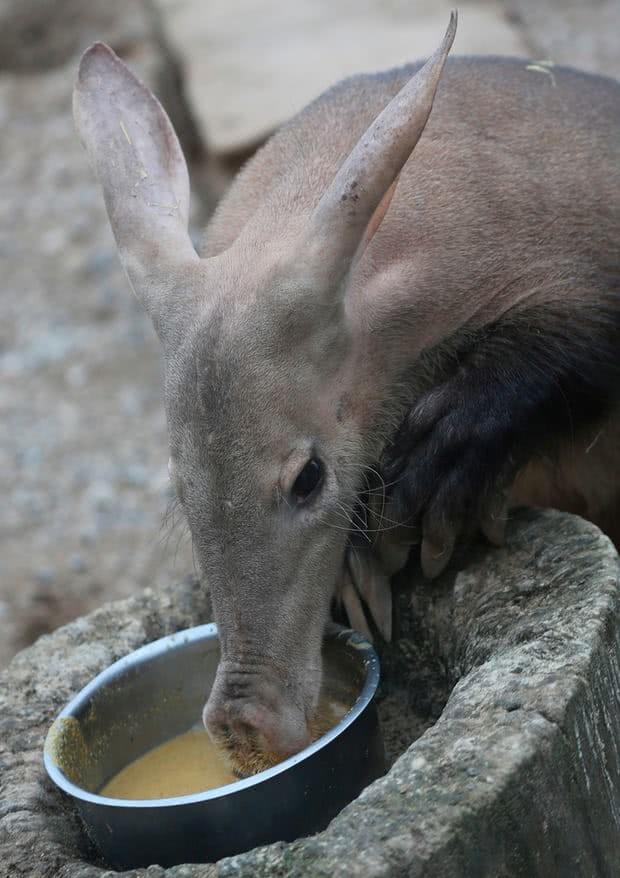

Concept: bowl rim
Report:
left=43, top=623, right=380, bottom=809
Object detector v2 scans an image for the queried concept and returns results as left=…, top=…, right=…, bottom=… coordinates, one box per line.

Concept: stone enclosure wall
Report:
left=1, top=510, right=619, bottom=876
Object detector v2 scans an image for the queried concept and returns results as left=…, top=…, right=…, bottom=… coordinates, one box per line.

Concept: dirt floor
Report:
left=1, top=0, right=618, bottom=668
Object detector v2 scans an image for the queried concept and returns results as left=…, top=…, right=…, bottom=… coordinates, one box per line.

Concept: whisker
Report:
left=329, top=504, right=371, bottom=543
left=319, top=513, right=363, bottom=534
left=159, top=492, right=194, bottom=567
left=191, top=539, right=200, bottom=577
left=336, top=461, right=410, bottom=494
left=354, top=499, right=404, bottom=529
left=172, top=523, right=191, bottom=566
left=348, top=504, right=369, bottom=531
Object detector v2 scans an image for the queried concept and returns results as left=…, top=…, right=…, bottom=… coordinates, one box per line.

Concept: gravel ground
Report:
left=1, top=0, right=618, bottom=669
left=0, top=3, right=203, bottom=667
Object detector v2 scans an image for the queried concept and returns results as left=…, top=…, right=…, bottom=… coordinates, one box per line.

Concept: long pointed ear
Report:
left=73, top=43, right=199, bottom=341
left=302, top=12, right=456, bottom=293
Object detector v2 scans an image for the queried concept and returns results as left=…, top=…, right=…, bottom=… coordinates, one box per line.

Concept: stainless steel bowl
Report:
left=44, top=624, right=384, bottom=869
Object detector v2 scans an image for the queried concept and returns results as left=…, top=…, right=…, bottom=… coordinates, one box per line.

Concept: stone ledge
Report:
left=1, top=509, right=618, bottom=877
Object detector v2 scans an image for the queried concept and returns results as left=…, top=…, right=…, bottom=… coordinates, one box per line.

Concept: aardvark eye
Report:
left=291, top=458, right=324, bottom=504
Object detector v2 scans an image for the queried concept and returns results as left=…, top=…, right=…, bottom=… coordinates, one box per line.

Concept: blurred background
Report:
left=1, top=0, right=618, bottom=669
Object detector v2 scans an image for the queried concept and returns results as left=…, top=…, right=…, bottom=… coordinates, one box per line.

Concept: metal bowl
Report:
left=44, top=624, right=384, bottom=869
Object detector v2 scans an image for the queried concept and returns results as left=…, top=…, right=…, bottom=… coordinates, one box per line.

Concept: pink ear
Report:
left=358, top=176, right=400, bottom=258
left=73, top=43, right=198, bottom=337
left=301, top=13, right=456, bottom=297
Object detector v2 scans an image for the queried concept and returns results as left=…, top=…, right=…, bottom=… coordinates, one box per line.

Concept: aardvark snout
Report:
left=203, top=666, right=313, bottom=777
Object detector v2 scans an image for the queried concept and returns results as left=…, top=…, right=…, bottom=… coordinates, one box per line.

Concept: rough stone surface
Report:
left=157, top=0, right=530, bottom=154
left=1, top=509, right=618, bottom=877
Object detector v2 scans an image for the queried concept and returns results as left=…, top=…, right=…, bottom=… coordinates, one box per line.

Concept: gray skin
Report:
left=73, top=15, right=619, bottom=772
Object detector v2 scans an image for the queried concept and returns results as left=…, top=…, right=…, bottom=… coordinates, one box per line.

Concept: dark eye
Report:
left=291, top=458, right=324, bottom=504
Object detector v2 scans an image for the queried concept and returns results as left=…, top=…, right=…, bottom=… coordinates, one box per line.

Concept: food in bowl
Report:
left=44, top=624, right=383, bottom=869
left=99, top=697, right=349, bottom=800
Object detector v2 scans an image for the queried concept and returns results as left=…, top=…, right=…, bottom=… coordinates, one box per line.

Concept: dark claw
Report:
left=382, top=374, right=518, bottom=577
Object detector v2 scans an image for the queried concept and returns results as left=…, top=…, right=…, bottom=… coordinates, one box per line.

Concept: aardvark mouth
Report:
left=211, top=701, right=346, bottom=778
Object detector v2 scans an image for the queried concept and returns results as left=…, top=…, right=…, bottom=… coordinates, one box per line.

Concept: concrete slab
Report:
left=158, top=0, right=530, bottom=154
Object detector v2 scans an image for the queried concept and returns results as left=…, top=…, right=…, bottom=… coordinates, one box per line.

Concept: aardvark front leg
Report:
left=382, top=303, right=620, bottom=578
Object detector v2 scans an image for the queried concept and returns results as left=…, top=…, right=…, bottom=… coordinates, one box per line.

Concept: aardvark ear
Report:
left=301, top=12, right=457, bottom=296
left=73, top=43, right=199, bottom=342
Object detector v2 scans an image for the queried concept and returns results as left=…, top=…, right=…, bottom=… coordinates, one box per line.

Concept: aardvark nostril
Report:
left=203, top=691, right=311, bottom=760
left=202, top=699, right=229, bottom=740
left=203, top=698, right=260, bottom=746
